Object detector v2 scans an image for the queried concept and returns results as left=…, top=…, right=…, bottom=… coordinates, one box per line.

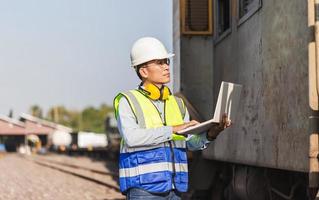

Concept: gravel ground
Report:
left=0, top=153, right=124, bottom=200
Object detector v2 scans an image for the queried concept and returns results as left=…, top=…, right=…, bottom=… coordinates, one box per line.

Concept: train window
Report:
left=238, top=0, right=262, bottom=25
left=217, top=0, right=231, bottom=36
left=180, top=0, right=213, bottom=35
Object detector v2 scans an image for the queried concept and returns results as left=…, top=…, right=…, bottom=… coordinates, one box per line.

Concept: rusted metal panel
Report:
left=179, top=0, right=310, bottom=172
left=205, top=0, right=309, bottom=172
left=180, top=37, right=215, bottom=119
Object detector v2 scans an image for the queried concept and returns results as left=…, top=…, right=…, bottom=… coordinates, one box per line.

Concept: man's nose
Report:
left=163, top=64, right=169, bottom=70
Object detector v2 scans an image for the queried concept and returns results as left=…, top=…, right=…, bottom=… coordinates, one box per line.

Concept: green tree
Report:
left=29, top=105, right=43, bottom=118
left=45, top=104, right=113, bottom=133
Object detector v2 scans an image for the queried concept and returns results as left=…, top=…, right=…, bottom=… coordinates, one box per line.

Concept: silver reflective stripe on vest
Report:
left=120, top=140, right=186, bottom=153
left=120, top=142, right=166, bottom=153
left=122, top=91, right=146, bottom=128
left=120, top=162, right=188, bottom=178
left=175, top=97, right=185, bottom=119
left=172, top=140, right=186, bottom=148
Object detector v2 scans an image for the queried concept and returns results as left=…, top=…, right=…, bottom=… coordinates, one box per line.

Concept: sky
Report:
left=0, top=0, right=173, bottom=117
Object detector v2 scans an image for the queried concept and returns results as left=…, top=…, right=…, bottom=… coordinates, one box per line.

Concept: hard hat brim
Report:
left=167, top=53, right=175, bottom=58
left=131, top=53, right=175, bottom=67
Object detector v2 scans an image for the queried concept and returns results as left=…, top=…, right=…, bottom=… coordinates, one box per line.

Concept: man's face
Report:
left=139, top=58, right=170, bottom=84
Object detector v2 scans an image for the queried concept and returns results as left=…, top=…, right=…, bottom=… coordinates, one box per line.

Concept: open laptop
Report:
left=176, top=81, right=242, bottom=135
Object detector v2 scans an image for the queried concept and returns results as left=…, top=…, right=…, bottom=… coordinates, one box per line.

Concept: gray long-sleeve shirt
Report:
left=117, top=96, right=210, bottom=151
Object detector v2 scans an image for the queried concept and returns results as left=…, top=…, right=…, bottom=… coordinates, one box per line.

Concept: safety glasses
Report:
left=145, top=58, right=170, bottom=67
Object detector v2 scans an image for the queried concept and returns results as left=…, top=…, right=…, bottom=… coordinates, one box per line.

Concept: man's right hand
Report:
left=172, top=120, right=199, bottom=133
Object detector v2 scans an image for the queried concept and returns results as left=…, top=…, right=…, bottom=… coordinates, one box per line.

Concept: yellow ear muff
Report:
left=145, top=83, right=161, bottom=100
left=161, top=86, right=171, bottom=100
left=141, top=83, right=172, bottom=100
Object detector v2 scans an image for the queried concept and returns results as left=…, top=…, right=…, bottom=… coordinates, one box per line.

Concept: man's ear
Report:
left=139, top=67, right=148, bottom=79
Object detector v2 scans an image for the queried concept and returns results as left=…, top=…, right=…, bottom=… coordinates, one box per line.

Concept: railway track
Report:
left=24, top=155, right=122, bottom=194
left=36, top=157, right=119, bottom=177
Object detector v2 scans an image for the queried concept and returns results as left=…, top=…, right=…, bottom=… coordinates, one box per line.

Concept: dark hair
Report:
left=135, top=64, right=144, bottom=80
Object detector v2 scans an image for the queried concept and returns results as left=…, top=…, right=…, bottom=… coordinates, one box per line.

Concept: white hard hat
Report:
left=130, top=37, right=174, bottom=67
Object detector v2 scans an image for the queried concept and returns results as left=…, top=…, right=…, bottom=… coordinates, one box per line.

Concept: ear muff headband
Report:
left=139, top=83, right=171, bottom=100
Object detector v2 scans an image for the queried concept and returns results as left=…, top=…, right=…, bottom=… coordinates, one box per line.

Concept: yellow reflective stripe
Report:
left=172, top=134, right=186, bottom=141
left=119, top=162, right=188, bottom=178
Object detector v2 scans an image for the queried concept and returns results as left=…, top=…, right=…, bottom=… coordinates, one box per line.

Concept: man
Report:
left=114, top=37, right=231, bottom=200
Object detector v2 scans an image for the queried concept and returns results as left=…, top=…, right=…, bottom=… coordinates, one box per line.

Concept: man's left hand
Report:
left=207, top=113, right=231, bottom=140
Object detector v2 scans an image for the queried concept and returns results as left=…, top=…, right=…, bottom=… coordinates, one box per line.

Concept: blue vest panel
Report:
left=119, top=146, right=188, bottom=193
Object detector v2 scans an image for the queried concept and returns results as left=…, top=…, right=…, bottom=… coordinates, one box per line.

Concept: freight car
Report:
left=172, top=0, right=319, bottom=199
left=54, top=131, right=108, bottom=159
left=105, top=113, right=120, bottom=160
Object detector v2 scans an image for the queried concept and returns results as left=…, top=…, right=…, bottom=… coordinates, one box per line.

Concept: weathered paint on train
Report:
left=173, top=0, right=311, bottom=172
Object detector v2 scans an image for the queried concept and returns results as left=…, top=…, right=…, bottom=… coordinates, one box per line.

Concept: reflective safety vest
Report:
left=113, top=89, right=188, bottom=194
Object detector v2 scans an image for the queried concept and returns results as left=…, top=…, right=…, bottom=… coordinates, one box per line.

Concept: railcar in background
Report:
left=105, top=113, right=120, bottom=160
left=173, top=0, right=318, bottom=199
